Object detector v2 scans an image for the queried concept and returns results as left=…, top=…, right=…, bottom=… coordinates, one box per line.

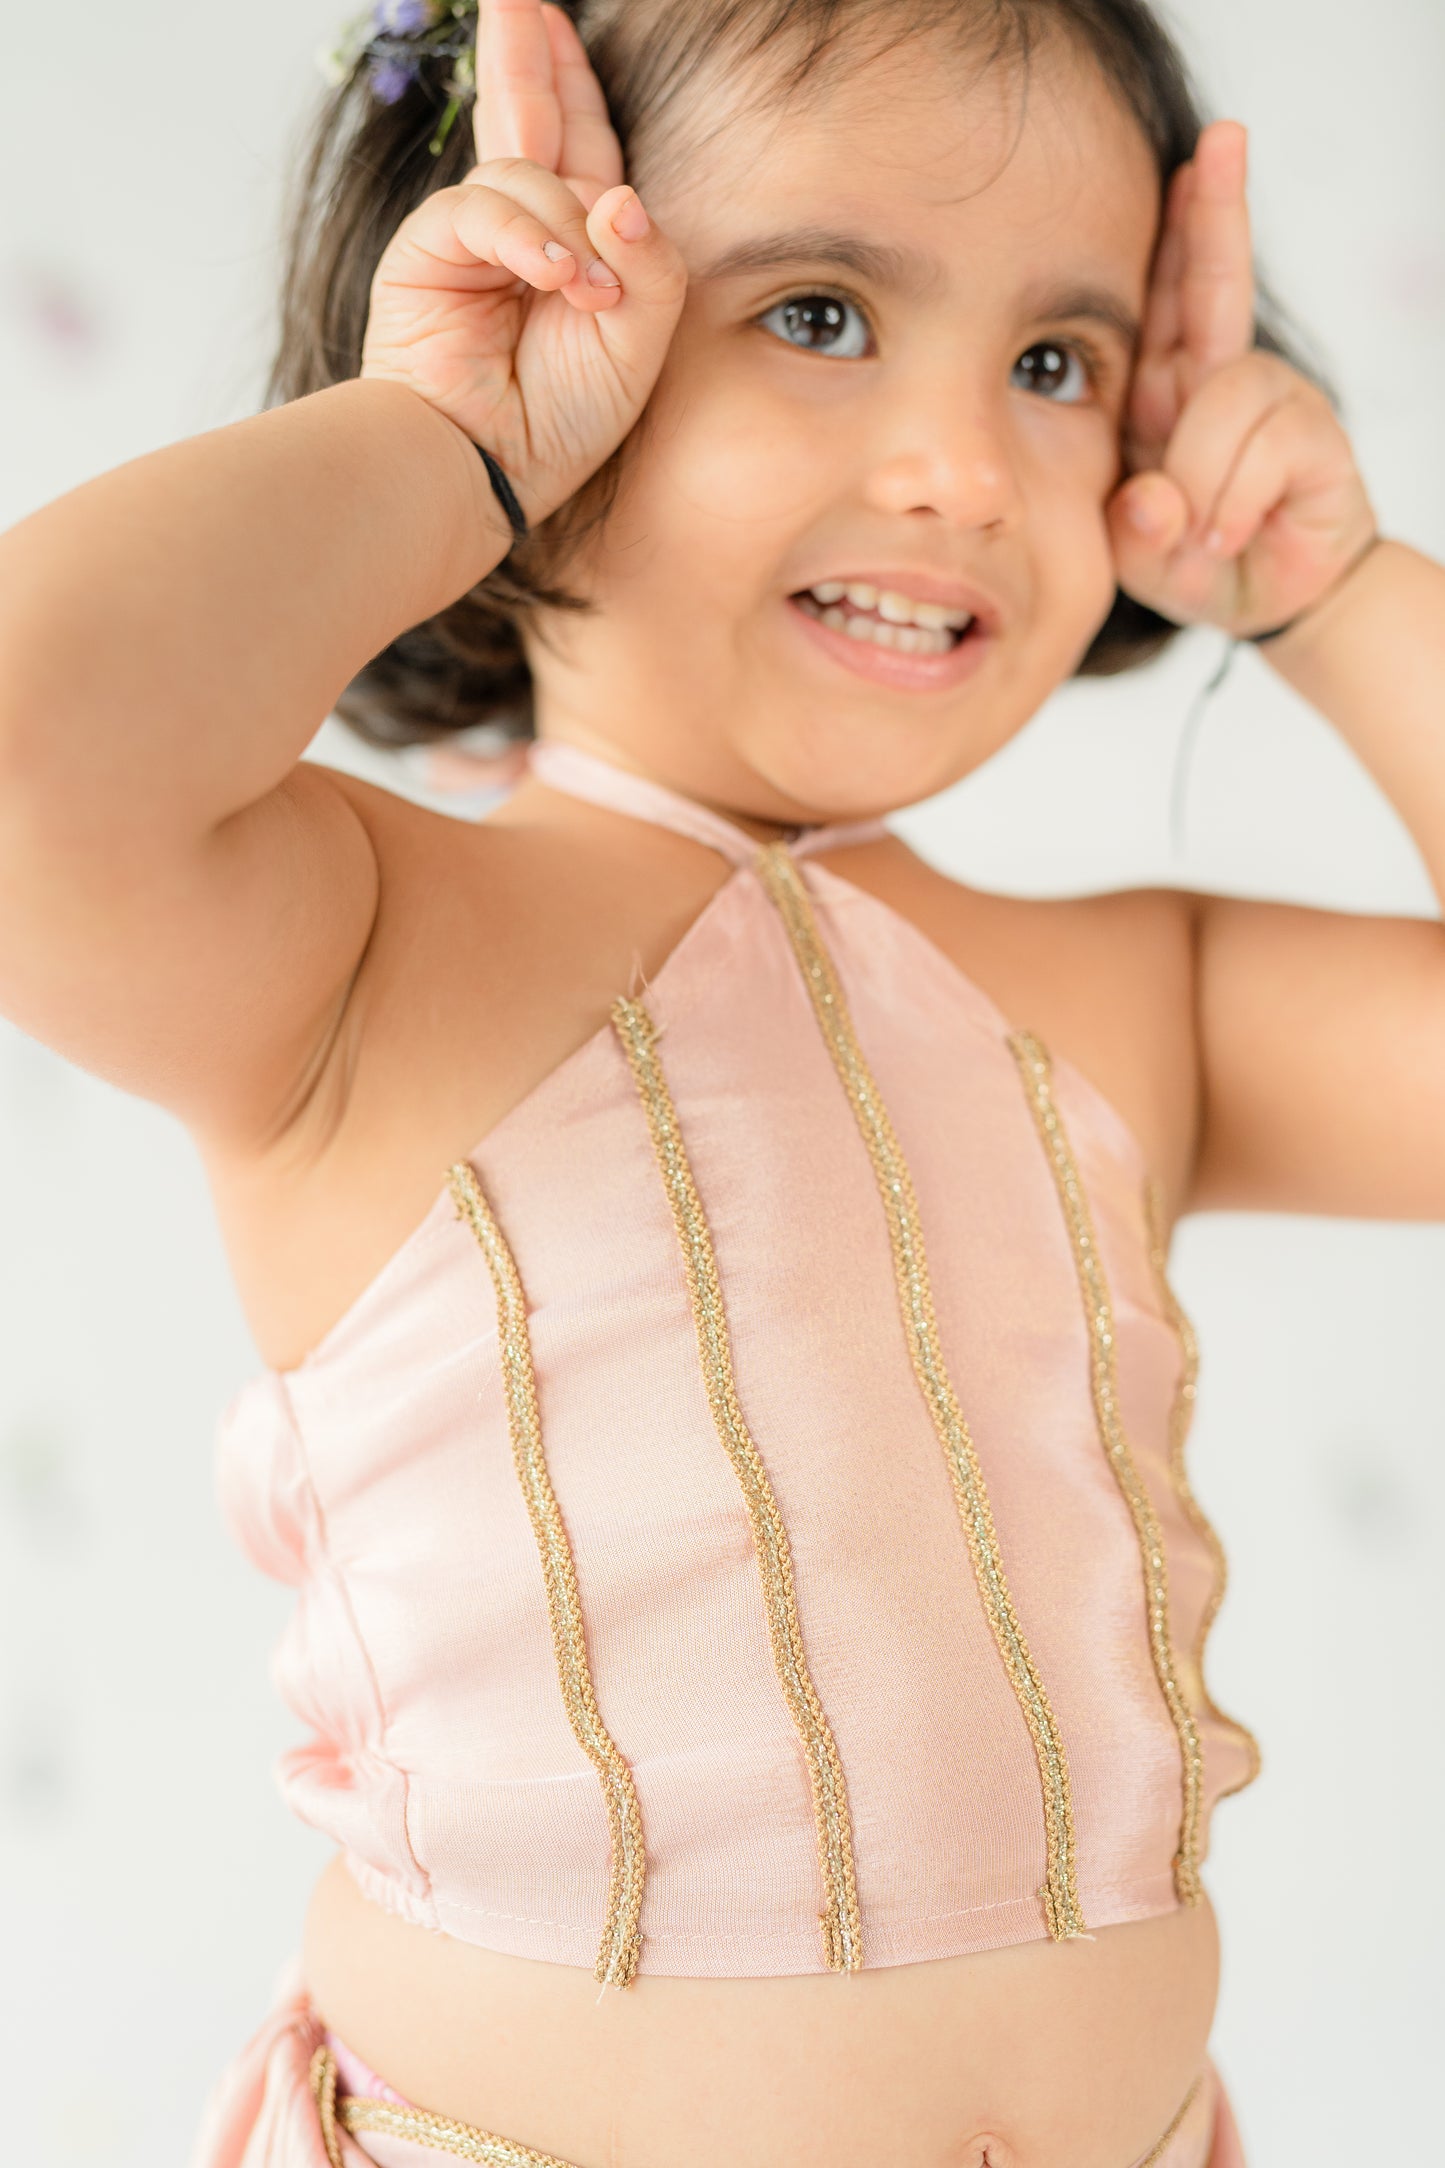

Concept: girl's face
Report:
left=524, top=32, right=1163, bottom=823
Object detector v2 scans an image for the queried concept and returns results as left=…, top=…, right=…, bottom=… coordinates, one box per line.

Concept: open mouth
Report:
left=789, top=580, right=977, bottom=657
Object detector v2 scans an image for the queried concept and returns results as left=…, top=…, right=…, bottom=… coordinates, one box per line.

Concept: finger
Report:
left=1107, top=465, right=1248, bottom=626
left=1124, top=164, right=1193, bottom=472
left=541, top=3, right=625, bottom=195
left=477, top=158, right=631, bottom=296
left=1193, top=406, right=1297, bottom=562
left=392, top=180, right=577, bottom=294
left=1199, top=397, right=1344, bottom=562
left=475, top=0, right=562, bottom=171
left=565, top=176, right=611, bottom=216
left=581, top=184, right=690, bottom=376
left=1110, top=468, right=1193, bottom=570
left=1137, top=161, right=1192, bottom=369
left=1157, top=351, right=1299, bottom=543
left=1180, top=121, right=1256, bottom=382
left=446, top=168, right=620, bottom=303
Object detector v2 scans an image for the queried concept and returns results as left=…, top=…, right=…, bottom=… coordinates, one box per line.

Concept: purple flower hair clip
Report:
left=317, top=0, right=480, bottom=157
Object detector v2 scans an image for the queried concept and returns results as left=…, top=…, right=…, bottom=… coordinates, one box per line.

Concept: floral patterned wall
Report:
left=1, top=1, right=1441, bottom=2159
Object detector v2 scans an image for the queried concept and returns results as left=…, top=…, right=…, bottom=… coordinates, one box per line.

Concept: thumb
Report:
left=1107, top=470, right=1192, bottom=595
left=585, top=183, right=689, bottom=362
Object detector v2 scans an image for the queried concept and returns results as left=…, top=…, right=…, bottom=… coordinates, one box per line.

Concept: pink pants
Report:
left=190, top=1956, right=1248, bottom=2168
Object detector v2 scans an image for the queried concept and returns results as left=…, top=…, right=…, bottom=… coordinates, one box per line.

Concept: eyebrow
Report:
left=695, top=227, right=1141, bottom=351
left=696, top=227, right=943, bottom=297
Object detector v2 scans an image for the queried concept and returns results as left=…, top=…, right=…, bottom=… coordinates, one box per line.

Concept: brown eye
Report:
left=1013, top=340, right=1092, bottom=403
left=759, top=292, right=871, bottom=359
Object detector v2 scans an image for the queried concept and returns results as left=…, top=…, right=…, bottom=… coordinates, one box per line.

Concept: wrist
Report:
left=356, top=374, right=520, bottom=584
left=1247, top=530, right=1389, bottom=671
left=422, top=399, right=525, bottom=579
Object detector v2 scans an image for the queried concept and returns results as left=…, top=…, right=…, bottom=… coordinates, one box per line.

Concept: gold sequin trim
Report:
left=312, top=2039, right=1198, bottom=2168
left=340, top=2093, right=583, bottom=2166
left=1142, top=1176, right=1263, bottom=1801
left=611, top=995, right=864, bottom=1973
left=308, top=2043, right=344, bottom=2168
left=1134, top=2074, right=1203, bottom=2167
left=1007, top=1033, right=1204, bottom=1907
left=754, top=845, right=1085, bottom=1943
left=448, top=1163, right=645, bottom=1990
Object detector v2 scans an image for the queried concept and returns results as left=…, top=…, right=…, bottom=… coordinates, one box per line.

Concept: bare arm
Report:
left=1098, top=127, right=1444, bottom=1223
left=0, top=22, right=685, bottom=1149
left=1189, top=538, right=1445, bottom=1220
left=0, top=378, right=511, bottom=1141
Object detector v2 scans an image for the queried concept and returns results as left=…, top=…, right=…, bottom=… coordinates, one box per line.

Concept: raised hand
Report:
left=472, top=0, right=621, bottom=201
left=1107, top=121, right=1377, bottom=640
left=360, top=0, right=686, bottom=529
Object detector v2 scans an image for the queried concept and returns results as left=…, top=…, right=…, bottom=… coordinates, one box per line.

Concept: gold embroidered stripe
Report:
left=1006, top=1034, right=1205, bottom=1906
left=754, top=845, right=1084, bottom=1944
left=448, top=1163, right=645, bottom=1990
left=610, top=995, right=864, bottom=1974
left=1142, top=1176, right=1263, bottom=1800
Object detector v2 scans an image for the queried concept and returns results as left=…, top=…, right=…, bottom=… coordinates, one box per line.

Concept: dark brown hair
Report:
left=267, top=0, right=1335, bottom=748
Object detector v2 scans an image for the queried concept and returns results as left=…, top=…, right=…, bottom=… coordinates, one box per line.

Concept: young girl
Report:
left=1, top=0, right=1437, bottom=2162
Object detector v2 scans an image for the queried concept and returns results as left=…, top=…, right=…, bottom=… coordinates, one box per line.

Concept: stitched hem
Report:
left=342, top=1864, right=1186, bottom=1973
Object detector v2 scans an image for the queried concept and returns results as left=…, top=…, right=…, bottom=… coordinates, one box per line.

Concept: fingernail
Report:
left=542, top=241, right=572, bottom=262
left=611, top=190, right=650, bottom=242
left=1204, top=527, right=1227, bottom=555
left=1126, top=496, right=1159, bottom=533
left=586, top=258, right=621, bottom=288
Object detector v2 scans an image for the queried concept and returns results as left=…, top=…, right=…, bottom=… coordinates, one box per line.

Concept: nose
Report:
left=858, top=376, right=1023, bottom=534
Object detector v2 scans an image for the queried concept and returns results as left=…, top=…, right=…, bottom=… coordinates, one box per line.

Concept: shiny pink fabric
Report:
left=216, top=738, right=1257, bottom=1978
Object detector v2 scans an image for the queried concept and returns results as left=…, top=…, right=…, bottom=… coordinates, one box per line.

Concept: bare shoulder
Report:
left=200, top=768, right=523, bottom=1365
left=204, top=763, right=745, bottom=1369
left=819, top=834, right=1201, bottom=1205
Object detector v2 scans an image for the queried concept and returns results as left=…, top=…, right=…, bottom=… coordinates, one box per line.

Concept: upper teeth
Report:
left=809, top=580, right=974, bottom=631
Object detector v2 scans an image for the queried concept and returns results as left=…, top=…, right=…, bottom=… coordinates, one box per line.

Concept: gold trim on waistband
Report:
left=312, top=2040, right=1206, bottom=2168
left=340, top=2091, right=583, bottom=2166
left=1007, top=1033, right=1204, bottom=1907
left=448, top=1163, right=646, bottom=1990
left=611, top=993, right=865, bottom=1973
left=312, top=2039, right=1202, bottom=2168
left=310, top=2044, right=584, bottom=2167
left=1142, top=1176, right=1263, bottom=1801
left=754, top=844, right=1085, bottom=1943
left=1133, top=2073, right=1203, bottom=2167
left=309, top=2043, right=345, bottom=2168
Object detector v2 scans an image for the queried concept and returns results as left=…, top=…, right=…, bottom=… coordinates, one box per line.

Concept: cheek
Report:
left=1024, top=422, right=1123, bottom=610
left=624, top=342, right=834, bottom=539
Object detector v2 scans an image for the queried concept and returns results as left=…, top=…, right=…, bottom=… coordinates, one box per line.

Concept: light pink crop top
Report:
left=217, top=737, right=1259, bottom=1986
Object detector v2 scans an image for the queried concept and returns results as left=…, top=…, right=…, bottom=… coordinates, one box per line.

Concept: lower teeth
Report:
left=793, top=594, right=959, bottom=655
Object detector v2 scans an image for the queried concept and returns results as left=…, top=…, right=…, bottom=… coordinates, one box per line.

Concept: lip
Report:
left=782, top=593, right=994, bottom=693
left=790, top=569, right=1004, bottom=635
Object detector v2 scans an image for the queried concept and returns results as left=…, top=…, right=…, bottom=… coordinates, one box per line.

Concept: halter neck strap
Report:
left=526, top=738, right=890, bottom=868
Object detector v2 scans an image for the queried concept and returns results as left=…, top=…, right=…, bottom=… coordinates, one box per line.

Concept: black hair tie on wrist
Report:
left=1243, top=614, right=1298, bottom=645
left=1247, top=611, right=1299, bottom=641
left=1244, top=531, right=1384, bottom=644
left=476, top=444, right=529, bottom=544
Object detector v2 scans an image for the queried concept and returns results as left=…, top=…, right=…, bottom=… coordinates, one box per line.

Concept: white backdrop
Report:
left=1, top=1, right=1441, bottom=2159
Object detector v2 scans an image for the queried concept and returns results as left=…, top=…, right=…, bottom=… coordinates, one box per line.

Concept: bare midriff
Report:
left=301, top=1852, right=1221, bottom=2168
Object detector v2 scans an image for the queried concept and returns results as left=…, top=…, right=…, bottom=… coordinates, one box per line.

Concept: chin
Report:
left=734, top=697, right=1020, bottom=827
left=732, top=610, right=1073, bottom=823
